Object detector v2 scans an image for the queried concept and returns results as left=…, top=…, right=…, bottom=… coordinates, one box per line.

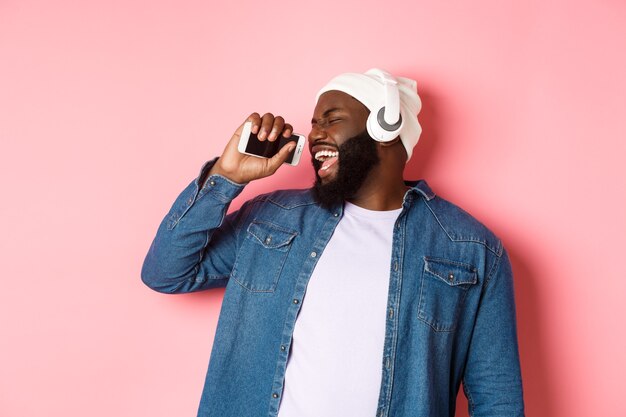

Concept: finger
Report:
left=266, top=141, right=296, bottom=172
left=282, top=123, right=293, bottom=138
left=268, top=116, right=285, bottom=141
left=258, top=113, right=274, bottom=141
left=226, top=114, right=259, bottom=149
left=247, top=112, right=261, bottom=134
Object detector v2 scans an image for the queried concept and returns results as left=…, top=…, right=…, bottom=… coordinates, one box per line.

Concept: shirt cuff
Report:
left=194, top=158, right=247, bottom=203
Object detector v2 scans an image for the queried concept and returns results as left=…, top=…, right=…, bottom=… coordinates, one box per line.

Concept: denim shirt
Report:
left=141, top=159, right=525, bottom=417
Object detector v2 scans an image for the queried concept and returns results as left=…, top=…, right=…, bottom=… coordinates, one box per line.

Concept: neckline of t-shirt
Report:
left=343, top=201, right=403, bottom=220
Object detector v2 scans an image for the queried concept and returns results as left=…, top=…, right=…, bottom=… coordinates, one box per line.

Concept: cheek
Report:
left=330, top=128, right=359, bottom=146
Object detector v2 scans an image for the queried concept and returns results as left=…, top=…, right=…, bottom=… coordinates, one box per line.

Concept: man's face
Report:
left=309, top=91, right=380, bottom=207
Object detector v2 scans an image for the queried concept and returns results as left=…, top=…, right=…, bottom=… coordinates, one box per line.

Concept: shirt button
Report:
left=280, top=345, right=286, bottom=351
left=209, top=180, right=216, bottom=186
left=293, top=299, right=299, bottom=304
left=310, top=251, right=317, bottom=258
left=333, top=213, right=339, bottom=217
left=265, top=237, right=272, bottom=244
left=448, top=273, right=454, bottom=281
left=272, top=393, right=279, bottom=399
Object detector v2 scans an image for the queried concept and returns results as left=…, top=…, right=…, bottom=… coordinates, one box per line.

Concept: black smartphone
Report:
left=237, top=122, right=306, bottom=166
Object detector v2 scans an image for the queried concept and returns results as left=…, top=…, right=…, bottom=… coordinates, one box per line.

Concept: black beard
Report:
left=311, top=130, right=380, bottom=209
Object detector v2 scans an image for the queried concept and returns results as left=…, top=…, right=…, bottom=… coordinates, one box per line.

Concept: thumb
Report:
left=266, top=141, right=296, bottom=173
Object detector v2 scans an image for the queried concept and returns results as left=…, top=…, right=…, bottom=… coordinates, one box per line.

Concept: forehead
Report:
left=313, top=90, right=369, bottom=118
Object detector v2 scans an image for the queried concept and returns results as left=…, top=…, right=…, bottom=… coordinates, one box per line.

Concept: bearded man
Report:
left=141, top=69, right=525, bottom=417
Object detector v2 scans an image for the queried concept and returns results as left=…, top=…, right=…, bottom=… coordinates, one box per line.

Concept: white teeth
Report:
left=314, top=150, right=339, bottom=161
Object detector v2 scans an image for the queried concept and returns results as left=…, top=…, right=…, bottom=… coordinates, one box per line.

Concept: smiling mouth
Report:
left=314, top=150, right=339, bottom=162
left=314, top=150, right=339, bottom=175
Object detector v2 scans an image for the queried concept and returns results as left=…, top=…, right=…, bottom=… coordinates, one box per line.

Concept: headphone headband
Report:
left=366, top=70, right=403, bottom=142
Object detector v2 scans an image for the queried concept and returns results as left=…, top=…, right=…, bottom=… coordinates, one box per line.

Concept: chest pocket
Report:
left=231, top=220, right=297, bottom=293
left=418, top=257, right=478, bottom=332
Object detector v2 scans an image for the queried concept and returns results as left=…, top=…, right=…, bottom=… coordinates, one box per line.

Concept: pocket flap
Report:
left=247, top=221, right=297, bottom=249
left=424, top=257, right=477, bottom=286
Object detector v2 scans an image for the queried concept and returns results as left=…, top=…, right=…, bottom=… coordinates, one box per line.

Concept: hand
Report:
left=209, top=113, right=296, bottom=184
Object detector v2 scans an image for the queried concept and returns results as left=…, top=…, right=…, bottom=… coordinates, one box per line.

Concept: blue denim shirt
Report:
left=141, top=159, right=525, bottom=417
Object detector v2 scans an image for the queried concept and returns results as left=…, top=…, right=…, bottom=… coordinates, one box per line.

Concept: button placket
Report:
left=375, top=217, right=404, bottom=417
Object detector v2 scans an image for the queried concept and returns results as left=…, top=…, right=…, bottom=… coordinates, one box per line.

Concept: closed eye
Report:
left=311, top=118, right=340, bottom=128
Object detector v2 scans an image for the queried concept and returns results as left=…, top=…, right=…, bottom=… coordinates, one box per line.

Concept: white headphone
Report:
left=366, top=69, right=404, bottom=142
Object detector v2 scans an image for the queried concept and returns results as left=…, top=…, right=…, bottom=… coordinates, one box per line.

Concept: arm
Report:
left=140, top=113, right=296, bottom=294
left=462, top=248, right=525, bottom=417
left=140, top=159, right=247, bottom=293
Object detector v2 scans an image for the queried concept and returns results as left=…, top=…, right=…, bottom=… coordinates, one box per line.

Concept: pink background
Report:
left=1, top=0, right=625, bottom=416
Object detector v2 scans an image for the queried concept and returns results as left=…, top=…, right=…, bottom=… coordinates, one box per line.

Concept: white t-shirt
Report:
left=277, top=202, right=402, bottom=417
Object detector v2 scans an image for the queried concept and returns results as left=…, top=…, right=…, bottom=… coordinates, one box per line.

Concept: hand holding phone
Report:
left=237, top=122, right=306, bottom=166
left=207, top=113, right=302, bottom=184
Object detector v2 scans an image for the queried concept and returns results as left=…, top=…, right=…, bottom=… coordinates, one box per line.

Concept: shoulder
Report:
left=411, top=181, right=503, bottom=256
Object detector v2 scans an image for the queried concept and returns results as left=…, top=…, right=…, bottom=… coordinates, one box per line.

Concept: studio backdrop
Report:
left=1, top=1, right=625, bottom=416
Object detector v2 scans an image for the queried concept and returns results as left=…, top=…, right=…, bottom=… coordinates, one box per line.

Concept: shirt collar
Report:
left=404, top=179, right=436, bottom=201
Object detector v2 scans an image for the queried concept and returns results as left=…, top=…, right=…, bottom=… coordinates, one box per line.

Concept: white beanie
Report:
left=315, top=68, right=422, bottom=161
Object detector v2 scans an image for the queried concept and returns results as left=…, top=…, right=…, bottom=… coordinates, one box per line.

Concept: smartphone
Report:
left=237, top=121, right=306, bottom=166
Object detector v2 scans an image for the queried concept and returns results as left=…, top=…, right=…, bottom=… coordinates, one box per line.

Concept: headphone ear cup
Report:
left=366, top=106, right=403, bottom=142
left=366, top=110, right=385, bottom=141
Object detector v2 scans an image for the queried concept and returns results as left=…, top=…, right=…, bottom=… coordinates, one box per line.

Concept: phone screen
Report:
left=244, top=131, right=299, bottom=164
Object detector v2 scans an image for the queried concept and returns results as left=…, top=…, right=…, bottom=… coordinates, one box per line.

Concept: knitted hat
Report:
left=316, top=68, right=422, bottom=160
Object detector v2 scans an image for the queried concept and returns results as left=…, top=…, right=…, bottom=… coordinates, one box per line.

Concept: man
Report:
left=141, top=69, right=525, bottom=417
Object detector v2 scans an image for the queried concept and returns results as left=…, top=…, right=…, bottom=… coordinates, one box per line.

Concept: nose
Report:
left=308, top=124, right=326, bottom=144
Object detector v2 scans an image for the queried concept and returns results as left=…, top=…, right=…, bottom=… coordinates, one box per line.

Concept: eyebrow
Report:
left=311, top=107, right=344, bottom=124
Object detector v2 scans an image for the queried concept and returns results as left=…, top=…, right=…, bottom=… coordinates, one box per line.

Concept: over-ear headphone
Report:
left=366, top=69, right=404, bottom=142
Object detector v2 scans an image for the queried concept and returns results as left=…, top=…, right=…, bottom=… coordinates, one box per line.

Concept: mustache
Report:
left=310, top=141, right=339, bottom=151
left=310, top=130, right=374, bottom=156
